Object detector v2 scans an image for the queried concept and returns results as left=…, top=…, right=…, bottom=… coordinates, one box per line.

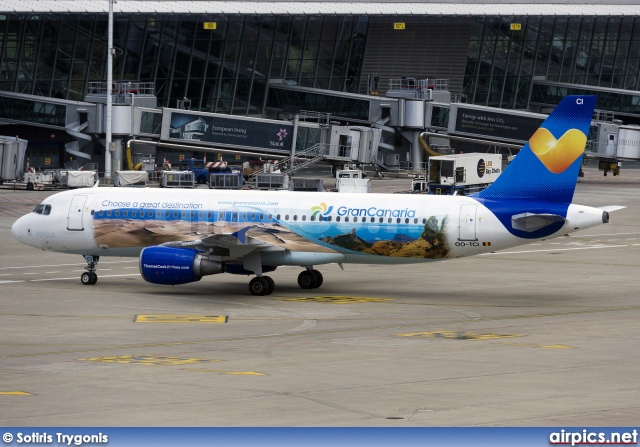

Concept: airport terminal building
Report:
left=0, top=0, right=639, bottom=174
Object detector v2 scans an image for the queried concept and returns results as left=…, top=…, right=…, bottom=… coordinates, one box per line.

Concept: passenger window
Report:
left=336, top=216, right=341, bottom=222
left=345, top=217, right=350, bottom=222
left=414, top=218, right=418, bottom=224
left=379, top=217, right=383, bottom=223
left=310, top=215, right=315, bottom=221
left=327, top=216, right=332, bottom=222
left=107, top=211, right=112, bottom=217
left=173, top=212, right=178, bottom=218
left=132, top=211, right=137, bottom=217
left=301, top=215, right=306, bottom=221
left=353, top=217, right=357, bottom=223
left=371, top=217, right=375, bottom=223
left=123, top=211, right=128, bottom=217
left=115, top=211, right=120, bottom=217
left=396, top=218, right=401, bottom=223
left=285, top=215, right=289, bottom=220
left=293, top=215, right=298, bottom=221
left=207, top=212, right=211, bottom=219
left=90, top=210, right=95, bottom=216
left=268, top=214, right=272, bottom=220
left=405, top=218, right=409, bottom=224
left=277, top=214, right=281, bottom=220
left=199, top=212, right=203, bottom=218
left=191, top=212, right=195, bottom=219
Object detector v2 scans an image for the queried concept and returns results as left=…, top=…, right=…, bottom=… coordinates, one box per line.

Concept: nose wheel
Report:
left=81, top=255, right=99, bottom=285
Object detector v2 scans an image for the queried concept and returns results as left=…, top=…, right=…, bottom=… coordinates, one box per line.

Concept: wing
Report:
left=160, top=225, right=284, bottom=260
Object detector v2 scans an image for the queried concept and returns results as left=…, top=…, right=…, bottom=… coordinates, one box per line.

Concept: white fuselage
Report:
left=11, top=187, right=607, bottom=266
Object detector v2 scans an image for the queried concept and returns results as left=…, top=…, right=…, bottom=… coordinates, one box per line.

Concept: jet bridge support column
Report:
left=111, top=138, right=124, bottom=173
left=400, top=130, right=425, bottom=171
left=411, top=131, right=424, bottom=170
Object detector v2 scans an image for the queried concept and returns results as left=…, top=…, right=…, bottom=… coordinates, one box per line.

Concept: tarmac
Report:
left=1, top=161, right=639, bottom=426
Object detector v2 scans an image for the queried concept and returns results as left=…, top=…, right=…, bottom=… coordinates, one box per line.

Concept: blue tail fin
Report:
left=475, top=95, right=596, bottom=204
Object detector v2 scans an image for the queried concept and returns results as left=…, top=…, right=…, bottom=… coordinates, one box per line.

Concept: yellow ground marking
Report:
left=134, top=315, right=228, bottom=323
left=80, top=355, right=220, bottom=366
left=500, top=342, right=574, bottom=349
left=0, top=391, right=33, bottom=395
left=281, top=296, right=393, bottom=304
left=395, top=330, right=524, bottom=340
left=183, top=368, right=265, bottom=376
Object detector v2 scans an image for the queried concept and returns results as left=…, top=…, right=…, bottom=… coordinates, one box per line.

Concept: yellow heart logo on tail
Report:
left=529, top=128, right=587, bottom=174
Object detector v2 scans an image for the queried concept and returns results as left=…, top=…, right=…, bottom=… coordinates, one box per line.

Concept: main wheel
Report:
left=264, top=276, right=275, bottom=295
left=297, top=270, right=318, bottom=289
left=249, top=277, right=269, bottom=296
left=311, top=270, right=323, bottom=288
left=197, top=175, right=207, bottom=184
left=81, top=272, right=94, bottom=285
left=90, top=272, right=98, bottom=285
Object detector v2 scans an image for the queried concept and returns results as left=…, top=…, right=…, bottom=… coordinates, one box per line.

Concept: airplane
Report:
left=11, top=95, right=625, bottom=296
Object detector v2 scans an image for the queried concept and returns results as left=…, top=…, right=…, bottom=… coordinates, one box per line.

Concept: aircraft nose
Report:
left=12, top=216, right=24, bottom=240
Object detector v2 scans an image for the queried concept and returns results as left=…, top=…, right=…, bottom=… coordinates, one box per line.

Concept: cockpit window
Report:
left=33, top=204, right=51, bottom=215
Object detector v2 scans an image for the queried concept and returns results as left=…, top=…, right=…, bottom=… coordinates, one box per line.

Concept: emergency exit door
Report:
left=67, top=195, right=87, bottom=231
left=459, top=204, right=477, bottom=241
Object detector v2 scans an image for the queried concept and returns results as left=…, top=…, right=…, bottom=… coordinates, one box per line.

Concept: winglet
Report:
left=231, top=227, right=251, bottom=244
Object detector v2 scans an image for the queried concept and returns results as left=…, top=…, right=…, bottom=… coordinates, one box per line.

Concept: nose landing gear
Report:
left=81, top=255, right=99, bottom=285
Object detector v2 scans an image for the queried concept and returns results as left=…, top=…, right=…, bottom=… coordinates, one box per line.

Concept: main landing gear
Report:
left=298, top=269, right=323, bottom=289
left=249, top=276, right=275, bottom=296
left=247, top=268, right=324, bottom=296
left=80, top=255, right=99, bottom=285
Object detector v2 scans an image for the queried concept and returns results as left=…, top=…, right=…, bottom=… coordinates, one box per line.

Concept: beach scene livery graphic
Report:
left=93, top=199, right=450, bottom=259
left=529, top=127, right=587, bottom=174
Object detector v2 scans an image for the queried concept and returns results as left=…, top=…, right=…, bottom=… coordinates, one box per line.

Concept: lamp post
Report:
left=104, top=0, right=114, bottom=180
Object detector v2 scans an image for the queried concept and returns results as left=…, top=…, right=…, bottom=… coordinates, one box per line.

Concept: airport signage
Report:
left=452, top=106, right=545, bottom=143
left=203, top=22, right=217, bottom=30
left=167, top=111, right=293, bottom=152
left=510, top=23, right=522, bottom=31
left=394, top=23, right=405, bottom=30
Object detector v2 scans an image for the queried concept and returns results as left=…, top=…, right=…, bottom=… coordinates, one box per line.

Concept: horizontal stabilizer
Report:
left=597, top=205, right=626, bottom=213
left=511, top=213, right=566, bottom=233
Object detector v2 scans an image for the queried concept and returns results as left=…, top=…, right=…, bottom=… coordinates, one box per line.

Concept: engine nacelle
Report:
left=139, top=246, right=224, bottom=285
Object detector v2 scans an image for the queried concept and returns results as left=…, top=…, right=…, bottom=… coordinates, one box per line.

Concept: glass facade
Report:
left=1, top=12, right=640, bottom=119
left=463, top=16, right=640, bottom=109
left=0, top=13, right=368, bottom=115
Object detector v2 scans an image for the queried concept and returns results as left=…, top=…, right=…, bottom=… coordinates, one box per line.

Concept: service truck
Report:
left=427, top=153, right=502, bottom=195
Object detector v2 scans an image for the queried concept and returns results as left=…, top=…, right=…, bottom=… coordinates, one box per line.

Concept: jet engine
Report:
left=139, top=246, right=224, bottom=285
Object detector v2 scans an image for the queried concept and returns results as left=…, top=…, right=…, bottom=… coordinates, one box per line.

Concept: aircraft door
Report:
left=67, top=195, right=87, bottom=231
left=459, top=204, right=477, bottom=241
